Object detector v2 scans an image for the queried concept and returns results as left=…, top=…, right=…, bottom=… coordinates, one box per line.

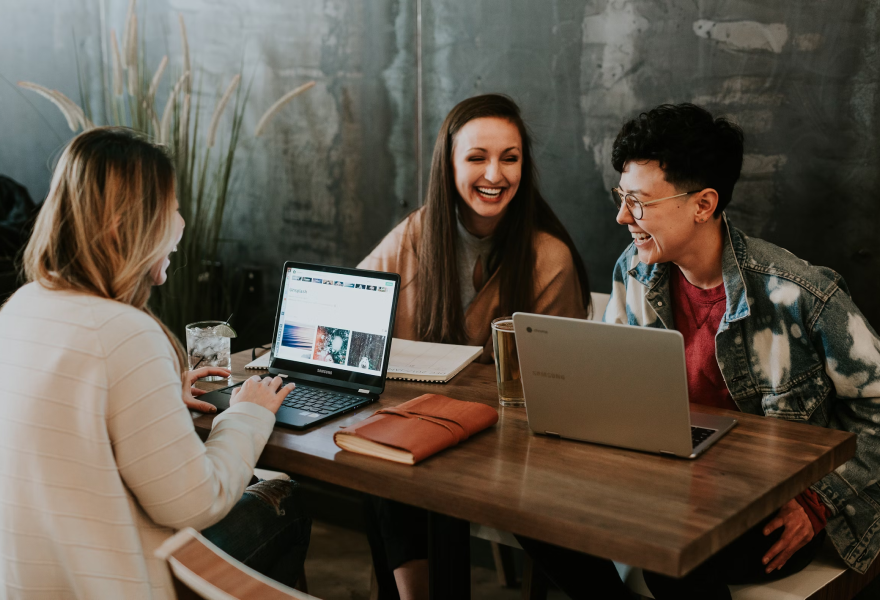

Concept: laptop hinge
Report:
left=358, top=389, right=370, bottom=394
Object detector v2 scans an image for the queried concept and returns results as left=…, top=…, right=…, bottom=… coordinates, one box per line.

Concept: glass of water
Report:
left=185, top=321, right=232, bottom=381
left=491, top=317, right=525, bottom=407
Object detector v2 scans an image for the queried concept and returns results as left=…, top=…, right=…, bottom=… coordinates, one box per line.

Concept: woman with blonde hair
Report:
left=0, top=127, right=310, bottom=598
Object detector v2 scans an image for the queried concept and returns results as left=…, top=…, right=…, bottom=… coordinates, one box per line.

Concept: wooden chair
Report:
left=155, top=468, right=312, bottom=600
left=590, top=291, right=611, bottom=321
left=155, top=527, right=319, bottom=600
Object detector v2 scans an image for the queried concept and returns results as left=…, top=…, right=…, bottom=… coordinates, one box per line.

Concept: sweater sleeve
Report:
left=358, top=212, right=423, bottom=276
left=359, top=218, right=410, bottom=272
left=103, top=315, right=275, bottom=531
left=532, top=234, right=588, bottom=320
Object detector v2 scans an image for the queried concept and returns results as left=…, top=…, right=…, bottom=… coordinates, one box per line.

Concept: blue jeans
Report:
left=202, top=478, right=312, bottom=588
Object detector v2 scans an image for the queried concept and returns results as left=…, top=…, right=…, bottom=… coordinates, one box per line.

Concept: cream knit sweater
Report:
left=0, top=283, right=276, bottom=599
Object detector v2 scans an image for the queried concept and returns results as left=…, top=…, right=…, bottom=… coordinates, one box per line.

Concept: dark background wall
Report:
left=2, top=0, right=878, bottom=343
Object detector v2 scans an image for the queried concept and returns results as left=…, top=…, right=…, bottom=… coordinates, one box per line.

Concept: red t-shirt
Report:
left=669, top=266, right=736, bottom=411
left=669, top=266, right=828, bottom=533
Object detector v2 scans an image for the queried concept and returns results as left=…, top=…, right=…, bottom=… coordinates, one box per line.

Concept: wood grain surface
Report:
left=194, top=349, right=856, bottom=577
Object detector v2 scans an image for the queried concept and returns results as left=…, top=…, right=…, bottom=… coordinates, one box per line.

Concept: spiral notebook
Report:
left=245, top=338, right=482, bottom=383
left=386, top=339, right=483, bottom=382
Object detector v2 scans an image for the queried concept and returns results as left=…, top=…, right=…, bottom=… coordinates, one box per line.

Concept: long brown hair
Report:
left=23, top=127, right=187, bottom=369
left=416, top=94, right=591, bottom=343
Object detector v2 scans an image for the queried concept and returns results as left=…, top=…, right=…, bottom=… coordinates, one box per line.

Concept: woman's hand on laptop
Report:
left=230, top=375, right=295, bottom=414
left=182, top=367, right=232, bottom=413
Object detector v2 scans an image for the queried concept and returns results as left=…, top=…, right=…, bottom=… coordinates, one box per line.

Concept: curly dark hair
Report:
left=611, top=103, right=744, bottom=216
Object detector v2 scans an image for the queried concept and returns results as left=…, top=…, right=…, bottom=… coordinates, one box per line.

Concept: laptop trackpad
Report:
left=201, top=384, right=240, bottom=412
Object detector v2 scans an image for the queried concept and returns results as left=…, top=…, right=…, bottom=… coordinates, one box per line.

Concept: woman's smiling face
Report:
left=452, top=117, right=522, bottom=234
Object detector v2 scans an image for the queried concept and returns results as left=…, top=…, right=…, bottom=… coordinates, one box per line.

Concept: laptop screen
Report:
left=270, top=263, right=399, bottom=390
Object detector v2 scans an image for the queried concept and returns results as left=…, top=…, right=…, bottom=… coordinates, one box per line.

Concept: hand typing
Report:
left=230, top=375, right=295, bottom=414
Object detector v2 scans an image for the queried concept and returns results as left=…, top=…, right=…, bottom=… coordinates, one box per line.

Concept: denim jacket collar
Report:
left=627, top=214, right=751, bottom=324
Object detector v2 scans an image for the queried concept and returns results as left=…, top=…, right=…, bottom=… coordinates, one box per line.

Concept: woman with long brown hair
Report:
left=0, top=127, right=310, bottom=598
left=360, top=93, right=590, bottom=361
left=359, top=94, right=591, bottom=599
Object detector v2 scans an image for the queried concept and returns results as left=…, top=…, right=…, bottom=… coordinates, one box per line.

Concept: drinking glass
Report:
left=185, top=321, right=232, bottom=381
left=491, top=317, right=525, bottom=407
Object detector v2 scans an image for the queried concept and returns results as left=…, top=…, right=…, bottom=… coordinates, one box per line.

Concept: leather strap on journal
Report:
left=334, top=393, right=499, bottom=463
left=373, top=407, right=469, bottom=443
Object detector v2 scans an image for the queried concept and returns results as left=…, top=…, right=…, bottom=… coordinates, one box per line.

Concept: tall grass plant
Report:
left=19, top=0, right=314, bottom=337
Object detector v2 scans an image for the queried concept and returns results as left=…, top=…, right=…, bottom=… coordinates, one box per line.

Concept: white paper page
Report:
left=388, top=339, right=482, bottom=377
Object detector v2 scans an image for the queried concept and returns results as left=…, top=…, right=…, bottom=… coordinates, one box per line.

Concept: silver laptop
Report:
left=512, top=313, right=736, bottom=458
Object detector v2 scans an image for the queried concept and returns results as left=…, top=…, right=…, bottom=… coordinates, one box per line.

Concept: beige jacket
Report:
left=358, top=210, right=588, bottom=362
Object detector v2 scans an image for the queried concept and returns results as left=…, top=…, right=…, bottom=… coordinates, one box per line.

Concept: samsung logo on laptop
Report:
left=317, top=368, right=333, bottom=375
left=533, top=371, right=565, bottom=380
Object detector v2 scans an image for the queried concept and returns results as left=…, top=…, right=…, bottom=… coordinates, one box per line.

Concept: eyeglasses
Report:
left=610, top=187, right=702, bottom=220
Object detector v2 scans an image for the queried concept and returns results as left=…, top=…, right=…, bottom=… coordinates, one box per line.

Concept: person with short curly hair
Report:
left=516, top=103, right=880, bottom=599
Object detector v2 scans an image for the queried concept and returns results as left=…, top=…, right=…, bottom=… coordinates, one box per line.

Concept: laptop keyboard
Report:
left=691, top=426, right=716, bottom=448
left=219, top=383, right=364, bottom=416
left=280, top=386, right=363, bottom=415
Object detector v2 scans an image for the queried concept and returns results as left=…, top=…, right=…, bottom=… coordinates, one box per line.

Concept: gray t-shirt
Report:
left=456, top=217, right=494, bottom=310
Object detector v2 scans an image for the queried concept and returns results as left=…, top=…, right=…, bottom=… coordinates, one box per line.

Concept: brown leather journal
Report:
left=333, top=394, right=499, bottom=464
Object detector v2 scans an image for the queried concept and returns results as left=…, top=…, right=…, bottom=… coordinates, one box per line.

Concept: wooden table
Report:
left=195, top=349, right=855, bottom=597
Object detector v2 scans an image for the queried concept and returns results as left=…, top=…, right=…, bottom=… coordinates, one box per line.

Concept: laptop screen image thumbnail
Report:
left=272, top=267, right=395, bottom=376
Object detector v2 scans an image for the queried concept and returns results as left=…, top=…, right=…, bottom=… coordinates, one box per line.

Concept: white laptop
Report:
left=512, top=313, right=736, bottom=458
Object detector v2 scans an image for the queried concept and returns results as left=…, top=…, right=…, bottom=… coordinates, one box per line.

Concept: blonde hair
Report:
left=23, top=127, right=186, bottom=370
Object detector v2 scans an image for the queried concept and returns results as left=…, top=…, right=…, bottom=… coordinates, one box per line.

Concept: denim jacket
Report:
left=604, top=215, right=880, bottom=574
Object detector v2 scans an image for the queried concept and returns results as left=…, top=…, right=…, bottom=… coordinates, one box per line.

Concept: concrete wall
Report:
left=2, top=0, right=878, bottom=332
